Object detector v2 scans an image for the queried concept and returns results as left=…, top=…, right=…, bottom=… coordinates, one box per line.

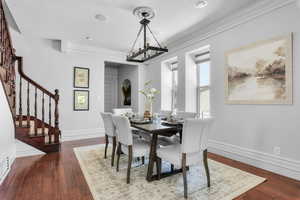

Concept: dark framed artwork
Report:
left=74, top=67, right=90, bottom=88
left=73, top=90, right=89, bottom=111
left=122, top=79, right=131, bottom=106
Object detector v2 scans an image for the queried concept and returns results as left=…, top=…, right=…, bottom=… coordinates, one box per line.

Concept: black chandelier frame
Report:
left=126, top=18, right=168, bottom=63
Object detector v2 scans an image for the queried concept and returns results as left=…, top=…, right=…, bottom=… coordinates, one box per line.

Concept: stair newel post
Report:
left=26, top=81, right=30, bottom=127
left=18, top=75, right=22, bottom=126
left=42, top=92, right=45, bottom=135
left=0, top=11, right=2, bottom=58
left=54, top=89, right=59, bottom=143
left=49, top=96, right=52, bottom=127
left=49, top=96, right=52, bottom=144
left=12, top=74, right=16, bottom=113
left=11, top=59, right=16, bottom=115
left=34, top=86, right=37, bottom=136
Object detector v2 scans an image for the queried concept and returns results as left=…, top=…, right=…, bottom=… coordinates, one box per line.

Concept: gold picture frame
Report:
left=74, top=90, right=89, bottom=111
left=74, top=67, right=90, bottom=88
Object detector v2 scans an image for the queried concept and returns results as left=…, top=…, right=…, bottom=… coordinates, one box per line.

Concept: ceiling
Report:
left=7, top=0, right=261, bottom=53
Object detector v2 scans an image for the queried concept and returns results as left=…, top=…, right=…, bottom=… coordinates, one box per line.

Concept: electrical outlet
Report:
left=273, top=146, right=281, bottom=155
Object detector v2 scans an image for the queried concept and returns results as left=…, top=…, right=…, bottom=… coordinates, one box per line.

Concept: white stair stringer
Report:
left=15, top=140, right=45, bottom=158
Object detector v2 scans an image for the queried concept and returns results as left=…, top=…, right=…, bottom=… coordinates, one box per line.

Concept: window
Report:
left=170, top=62, right=178, bottom=111
left=161, top=58, right=178, bottom=111
left=196, top=53, right=210, bottom=117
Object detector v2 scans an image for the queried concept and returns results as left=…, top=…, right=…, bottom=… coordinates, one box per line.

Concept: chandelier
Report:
left=126, top=7, right=168, bottom=63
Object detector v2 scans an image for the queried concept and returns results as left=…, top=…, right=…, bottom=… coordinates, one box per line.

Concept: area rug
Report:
left=74, top=145, right=266, bottom=200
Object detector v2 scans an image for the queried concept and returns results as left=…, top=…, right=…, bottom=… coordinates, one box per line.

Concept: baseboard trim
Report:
left=208, top=139, right=300, bottom=181
left=0, top=148, right=16, bottom=185
left=62, top=128, right=105, bottom=142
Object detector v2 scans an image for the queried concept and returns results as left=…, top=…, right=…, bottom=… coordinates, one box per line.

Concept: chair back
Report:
left=177, top=111, right=197, bottom=119
left=100, top=112, right=116, bottom=137
left=159, top=110, right=172, bottom=118
left=181, top=118, right=213, bottom=154
left=112, top=115, right=133, bottom=146
left=112, top=108, right=133, bottom=116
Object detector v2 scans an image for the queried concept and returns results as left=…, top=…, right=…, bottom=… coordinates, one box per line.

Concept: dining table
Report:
left=131, top=120, right=184, bottom=182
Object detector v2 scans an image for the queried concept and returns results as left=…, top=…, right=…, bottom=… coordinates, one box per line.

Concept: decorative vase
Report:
left=144, top=100, right=153, bottom=119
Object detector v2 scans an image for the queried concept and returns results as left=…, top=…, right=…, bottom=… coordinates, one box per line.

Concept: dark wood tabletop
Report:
left=131, top=122, right=179, bottom=135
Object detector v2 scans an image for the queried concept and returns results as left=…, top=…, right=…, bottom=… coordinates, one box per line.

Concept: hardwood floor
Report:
left=0, top=137, right=299, bottom=200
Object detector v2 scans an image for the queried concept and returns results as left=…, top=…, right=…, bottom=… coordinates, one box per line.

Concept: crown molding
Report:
left=60, top=40, right=140, bottom=66
left=146, top=0, right=297, bottom=65
left=60, top=40, right=126, bottom=56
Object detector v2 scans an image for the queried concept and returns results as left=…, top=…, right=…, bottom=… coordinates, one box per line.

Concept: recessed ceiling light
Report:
left=95, top=14, right=107, bottom=21
left=86, top=36, right=92, bottom=41
left=195, top=0, right=208, bottom=8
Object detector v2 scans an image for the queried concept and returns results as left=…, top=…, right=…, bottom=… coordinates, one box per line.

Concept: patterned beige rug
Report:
left=74, top=145, right=266, bottom=200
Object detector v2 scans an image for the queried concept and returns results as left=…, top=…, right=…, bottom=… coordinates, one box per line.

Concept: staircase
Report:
left=0, top=2, right=61, bottom=153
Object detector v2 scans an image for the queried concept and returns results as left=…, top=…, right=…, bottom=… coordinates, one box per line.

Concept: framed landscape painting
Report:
left=74, top=67, right=89, bottom=88
left=225, top=34, right=293, bottom=104
left=74, top=90, right=89, bottom=111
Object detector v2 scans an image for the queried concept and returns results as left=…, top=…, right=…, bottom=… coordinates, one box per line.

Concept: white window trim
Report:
left=170, top=62, right=178, bottom=112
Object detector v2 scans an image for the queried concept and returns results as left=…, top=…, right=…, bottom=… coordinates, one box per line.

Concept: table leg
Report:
left=179, top=130, right=183, bottom=144
left=146, top=133, right=158, bottom=182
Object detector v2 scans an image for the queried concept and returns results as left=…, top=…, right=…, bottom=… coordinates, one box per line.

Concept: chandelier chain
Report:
left=146, top=25, right=163, bottom=48
left=130, top=25, right=143, bottom=53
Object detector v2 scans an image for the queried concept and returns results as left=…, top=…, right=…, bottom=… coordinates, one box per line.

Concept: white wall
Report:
left=161, top=61, right=173, bottom=111
left=0, top=82, right=16, bottom=184
left=104, top=66, right=118, bottom=112
left=146, top=1, right=300, bottom=179
left=10, top=30, right=146, bottom=141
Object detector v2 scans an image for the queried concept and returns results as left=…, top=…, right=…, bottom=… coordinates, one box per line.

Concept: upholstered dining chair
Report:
left=112, top=115, right=150, bottom=184
left=158, top=111, right=197, bottom=148
left=100, top=112, right=117, bottom=167
left=112, top=108, right=133, bottom=116
left=156, top=118, right=213, bottom=199
left=176, top=111, right=197, bottom=119
left=113, top=108, right=151, bottom=144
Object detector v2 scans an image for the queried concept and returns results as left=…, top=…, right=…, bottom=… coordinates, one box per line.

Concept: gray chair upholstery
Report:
left=176, top=111, right=197, bottom=119
left=112, top=108, right=133, bottom=116
left=112, top=115, right=150, bottom=184
left=100, top=112, right=117, bottom=167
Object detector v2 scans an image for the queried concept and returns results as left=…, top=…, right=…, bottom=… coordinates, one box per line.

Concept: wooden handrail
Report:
left=0, top=2, right=14, bottom=69
left=16, top=56, right=56, bottom=99
left=0, top=1, right=17, bottom=122
left=0, top=71, right=15, bottom=120
left=0, top=0, right=61, bottom=147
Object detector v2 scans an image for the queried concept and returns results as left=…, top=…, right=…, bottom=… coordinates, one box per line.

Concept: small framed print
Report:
left=74, top=90, right=89, bottom=111
left=74, top=67, right=89, bottom=88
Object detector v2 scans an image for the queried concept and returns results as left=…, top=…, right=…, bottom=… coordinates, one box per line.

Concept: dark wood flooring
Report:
left=0, top=137, right=299, bottom=200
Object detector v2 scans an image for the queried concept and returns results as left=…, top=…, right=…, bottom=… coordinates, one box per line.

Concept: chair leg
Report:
left=127, top=146, right=133, bottom=184
left=104, top=135, right=109, bottom=159
left=203, top=149, right=211, bottom=187
left=156, top=157, right=161, bottom=180
left=116, top=142, right=121, bottom=172
left=111, top=136, right=117, bottom=167
left=182, top=153, right=188, bottom=199
left=142, top=156, right=145, bottom=165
